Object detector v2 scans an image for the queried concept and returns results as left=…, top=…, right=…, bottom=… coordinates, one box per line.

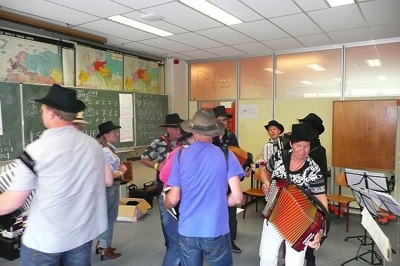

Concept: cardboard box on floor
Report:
left=117, top=197, right=151, bottom=222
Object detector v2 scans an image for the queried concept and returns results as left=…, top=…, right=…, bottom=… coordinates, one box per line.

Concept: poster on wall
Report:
left=76, top=44, right=123, bottom=90
left=124, top=54, right=160, bottom=94
left=0, top=30, right=63, bottom=85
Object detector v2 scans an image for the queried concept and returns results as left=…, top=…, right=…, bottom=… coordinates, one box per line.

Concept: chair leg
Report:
left=242, top=195, right=249, bottom=219
left=346, top=204, right=350, bottom=232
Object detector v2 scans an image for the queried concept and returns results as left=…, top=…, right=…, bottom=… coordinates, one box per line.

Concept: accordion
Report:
left=228, top=146, right=253, bottom=173
left=262, top=178, right=325, bottom=252
left=0, top=152, right=36, bottom=228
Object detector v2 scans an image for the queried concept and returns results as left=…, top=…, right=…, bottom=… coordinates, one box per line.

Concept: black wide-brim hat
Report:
left=96, top=120, right=121, bottom=138
left=298, top=113, right=325, bottom=135
left=212, top=106, right=233, bottom=119
left=34, top=84, right=85, bottom=113
left=289, top=123, right=319, bottom=141
left=159, top=113, right=184, bottom=128
left=264, top=120, right=284, bottom=133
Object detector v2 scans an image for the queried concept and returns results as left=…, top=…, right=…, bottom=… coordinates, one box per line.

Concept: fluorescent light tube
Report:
left=108, top=15, right=173, bottom=37
left=262, top=68, right=283, bottom=74
left=365, top=59, right=381, bottom=67
left=307, top=64, right=326, bottom=71
left=327, top=0, right=354, bottom=7
left=180, top=0, right=242, bottom=25
left=300, top=80, right=313, bottom=85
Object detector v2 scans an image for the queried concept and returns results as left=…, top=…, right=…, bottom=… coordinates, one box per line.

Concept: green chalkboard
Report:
left=134, top=93, right=168, bottom=146
left=74, top=88, right=134, bottom=149
left=21, top=84, right=134, bottom=149
left=0, top=82, right=23, bottom=160
left=22, top=84, right=50, bottom=145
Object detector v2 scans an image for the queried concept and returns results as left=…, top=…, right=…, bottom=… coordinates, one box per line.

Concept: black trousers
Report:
left=305, top=247, right=315, bottom=263
left=228, top=206, right=237, bottom=242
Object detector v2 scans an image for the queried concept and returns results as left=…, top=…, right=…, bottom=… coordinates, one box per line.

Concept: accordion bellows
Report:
left=262, top=179, right=323, bottom=252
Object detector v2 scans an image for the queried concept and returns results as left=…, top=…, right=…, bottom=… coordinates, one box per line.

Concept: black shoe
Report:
left=231, top=242, right=242, bottom=254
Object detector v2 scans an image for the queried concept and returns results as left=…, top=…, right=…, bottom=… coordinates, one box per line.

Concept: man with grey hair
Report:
left=0, top=84, right=112, bottom=265
left=165, top=109, right=244, bottom=266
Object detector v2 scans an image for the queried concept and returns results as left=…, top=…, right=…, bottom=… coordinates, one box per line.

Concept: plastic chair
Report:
left=327, top=172, right=356, bottom=232
left=242, top=168, right=265, bottom=219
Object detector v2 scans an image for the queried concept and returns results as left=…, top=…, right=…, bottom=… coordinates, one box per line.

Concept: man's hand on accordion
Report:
left=305, top=229, right=324, bottom=250
left=261, top=181, right=270, bottom=195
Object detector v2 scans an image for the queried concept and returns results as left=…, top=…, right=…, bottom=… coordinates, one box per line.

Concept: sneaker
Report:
left=231, top=242, right=242, bottom=254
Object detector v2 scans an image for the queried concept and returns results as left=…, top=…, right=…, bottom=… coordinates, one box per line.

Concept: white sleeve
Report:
left=8, top=159, right=37, bottom=191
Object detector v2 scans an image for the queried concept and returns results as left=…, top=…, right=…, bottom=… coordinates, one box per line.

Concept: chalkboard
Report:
left=134, top=93, right=168, bottom=146
left=74, top=88, right=134, bottom=149
left=0, top=82, right=23, bottom=160
left=21, top=84, right=134, bottom=149
left=22, top=84, right=50, bottom=146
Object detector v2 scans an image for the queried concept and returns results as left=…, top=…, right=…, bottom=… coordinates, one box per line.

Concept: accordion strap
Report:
left=281, top=150, right=330, bottom=242
left=18, top=151, right=36, bottom=174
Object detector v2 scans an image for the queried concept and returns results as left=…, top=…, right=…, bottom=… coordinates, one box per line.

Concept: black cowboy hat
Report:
left=181, top=109, right=225, bottom=137
left=298, top=113, right=325, bottom=135
left=289, top=123, right=319, bottom=141
left=159, top=113, right=184, bottom=128
left=212, top=106, right=232, bottom=119
left=264, top=120, right=284, bottom=133
left=34, top=84, right=85, bottom=113
left=96, top=120, right=121, bottom=138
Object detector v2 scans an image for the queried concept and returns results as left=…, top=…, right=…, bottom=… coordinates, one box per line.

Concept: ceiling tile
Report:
left=369, top=23, right=400, bottom=40
left=140, top=2, right=223, bottom=31
left=47, top=0, right=133, bottom=18
left=293, top=0, right=329, bottom=11
left=112, top=0, right=171, bottom=10
left=166, top=33, right=223, bottom=49
left=360, top=0, right=400, bottom=26
left=241, top=0, right=302, bottom=18
left=124, top=42, right=172, bottom=56
left=205, top=46, right=247, bottom=57
left=0, top=0, right=98, bottom=25
left=197, top=27, right=254, bottom=45
left=139, top=38, right=195, bottom=52
left=296, top=33, right=334, bottom=47
left=270, top=13, right=323, bottom=36
left=166, top=52, right=198, bottom=60
left=179, top=50, right=220, bottom=60
left=262, top=38, right=304, bottom=51
left=308, top=5, right=367, bottom=32
left=327, top=28, right=373, bottom=44
left=232, top=42, right=273, bottom=55
left=231, top=20, right=289, bottom=40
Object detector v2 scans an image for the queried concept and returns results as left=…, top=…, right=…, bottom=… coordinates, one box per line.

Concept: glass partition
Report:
left=240, top=56, right=273, bottom=99
left=276, top=49, right=342, bottom=99
left=345, top=42, right=400, bottom=97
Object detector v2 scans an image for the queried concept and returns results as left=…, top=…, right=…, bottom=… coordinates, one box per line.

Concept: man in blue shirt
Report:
left=165, top=109, right=244, bottom=266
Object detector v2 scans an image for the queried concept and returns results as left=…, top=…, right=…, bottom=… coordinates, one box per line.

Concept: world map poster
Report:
left=76, top=45, right=123, bottom=90
left=0, top=33, right=63, bottom=85
left=124, top=55, right=160, bottom=94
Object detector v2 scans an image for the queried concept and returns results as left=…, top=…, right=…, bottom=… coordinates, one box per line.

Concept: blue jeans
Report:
left=99, top=182, right=120, bottom=248
left=178, top=233, right=232, bottom=266
left=21, top=240, right=92, bottom=266
left=159, top=194, right=180, bottom=266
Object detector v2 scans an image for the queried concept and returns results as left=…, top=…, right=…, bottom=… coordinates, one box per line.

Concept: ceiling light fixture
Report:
left=262, top=68, right=283, bottom=74
left=108, top=15, right=173, bottom=37
left=300, top=80, right=313, bottom=85
left=179, top=0, right=243, bottom=25
left=377, top=76, right=387, bottom=81
left=326, top=0, right=354, bottom=7
left=365, top=59, right=381, bottom=67
left=307, top=64, right=326, bottom=71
